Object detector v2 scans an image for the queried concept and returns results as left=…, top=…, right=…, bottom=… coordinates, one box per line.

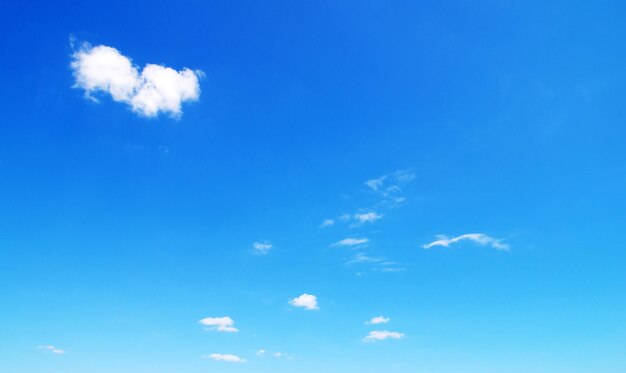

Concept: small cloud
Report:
left=289, top=293, right=319, bottom=311
left=365, top=170, right=415, bottom=208
left=367, top=316, right=390, bottom=325
left=202, top=353, right=246, bottom=363
left=364, top=330, right=405, bottom=342
left=353, top=212, right=382, bottom=225
left=38, top=345, right=65, bottom=355
left=423, top=233, right=509, bottom=251
left=256, top=349, right=266, bottom=356
left=365, top=176, right=386, bottom=191
left=253, top=241, right=273, bottom=255
left=198, top=316, right=239, bottom=333
left=71, top=42, right=202, bottom=118
left=320, top=219, right=335, bottom=228
left=332, top=238, right=369, bottom=247
left=347, top=252, right=382, bottom=264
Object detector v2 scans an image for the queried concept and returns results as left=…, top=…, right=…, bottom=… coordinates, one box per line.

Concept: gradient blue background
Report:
left=1, top=1, right=625, bottom=372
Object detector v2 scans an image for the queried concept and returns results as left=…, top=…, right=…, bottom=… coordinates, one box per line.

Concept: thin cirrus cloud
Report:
left=252, top=241, right=273, bottom=255
left=38, top=345, right=65, bottom=355
left=353, top=212, right=382, bottom=224
left=320, top=219, right=335, bottom=228
left=332, top=238, right=369, bottom=247
left=364, top=330, right=405, bottom=342
left=198, top=316, right=239, bottom=332
left=289, top=293, right=319, bottom=311
left=71, top=42, right=202, bottom=118
left=202, top=353, right=246, bottom=363
left=367, top=316, right=390, bottom=325
left=423, top=233, right=510, bottom=251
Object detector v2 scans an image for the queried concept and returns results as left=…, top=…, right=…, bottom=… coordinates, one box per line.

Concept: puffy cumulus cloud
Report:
left=332, top=237, right=369, bottom=247
left=289, top=293, right=319, bottom=311
left=71, top=42, right=201, bottom=118
left=202, top=353, right=246, bottom=363
left=198, top=316, right=239, bottom=332
left=423, top=233, right=509, bottom=251
left=253, top=241, right=272, bottom=255
left=364, top=330, right=405, bottom=342
left=38, top=345, right=65, bottom=355
left=367, top=316, right=390, bottom=325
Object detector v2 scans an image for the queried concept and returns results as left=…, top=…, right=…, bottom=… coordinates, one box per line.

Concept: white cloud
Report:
left=38, top=345, right=65, bottom=355
left=353, top=212, right=382, bottom=225
left=364, top=330, right=405, bottom=342
left=256, top=349, right=266, bottom=356
left=253, top=241, right=272, bottom=255
left=365, top=176, right=386, bottom=191
left=71, top=42, right=201, bottom=118
left=332, top=238, right=369, bottom=247
left=423, top=233, right=509, bottom=251
left=198, top=316, right=239, bottom=332
left=289, top=293, right=319, bottom=311
left=367, top=316, right=390, bottom=325
left=347, top=253, right=382, bottom=264
left=320, top=219, right=335, bottom=228
left=202, top=353, right=246, bottom=363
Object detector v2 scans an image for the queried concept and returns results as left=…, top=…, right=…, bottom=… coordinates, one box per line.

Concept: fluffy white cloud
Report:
left=320, top=219, right=335, bottom=228
left=198, top=316, right=239, bottom=332
left=38, top=345, right=65, bottom=355
left=256, top=349, right=266, bottom=356
left=289, top=293, right=319, bottom=310
left=202, top=353, right=246, bottom=363
left=332, top=238, right=369, bottom=247
left=364, top=330, right=405, bottom=342
left=367, top=316, right=390, bottom=325
left=253, top=241, right=272, bottom=255
left=353, top=212, right=382, bottom=224
left=423, top=233, right=509, bottom=251
left=71, top=43, right=201, bottom=118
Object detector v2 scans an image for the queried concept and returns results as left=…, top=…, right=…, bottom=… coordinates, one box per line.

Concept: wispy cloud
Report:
left=332, top=238, right=369, bottom=247
left=352, top=212, right=383, bottom=225
left=257, top=349, right=291, bottom=359
left=202, top=353, right=246, bottom=363
left=423, top=233, right=509, bottom=251
left=71, top=42, right=202, bottom=118
left=198, top=316, right=239, bottom=332
left=38, top=345, right=65, bottom=355
left=365, top=170, right=415, bottom=205
left=364, top=330, right=405, bottom=342
left=252, top=241, right=273, bottom=255
left=289, top=293, right=319, bottom=311
left=366, top=316, right=390, bottom=325
left=320, top=219, right=335, bottom=228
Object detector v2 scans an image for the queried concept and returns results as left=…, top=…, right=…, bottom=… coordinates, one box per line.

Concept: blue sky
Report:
left=1, top=1, right=626, bottom=372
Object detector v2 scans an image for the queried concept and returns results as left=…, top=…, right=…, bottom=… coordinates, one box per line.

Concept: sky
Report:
left=1, top=1, right=626, bottom=372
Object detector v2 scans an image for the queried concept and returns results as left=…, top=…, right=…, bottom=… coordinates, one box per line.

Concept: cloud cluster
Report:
left=289, top=293, right=319, bottom=311
left=71, top=43, right=202, bottom=117
left=198, top=316, right=239, bottom=332
left=423, top=233, right=509, bottom=251
left=38, top=345, right=65, bottom=355
left=253, top=241, right=273, bottom=255
left=202, top=353, right=246, bottom=363
left=365, top=170, right=415, bottom=206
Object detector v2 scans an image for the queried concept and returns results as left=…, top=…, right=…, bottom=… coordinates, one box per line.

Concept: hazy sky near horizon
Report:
left=1, top=1, right=626, bottom=372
